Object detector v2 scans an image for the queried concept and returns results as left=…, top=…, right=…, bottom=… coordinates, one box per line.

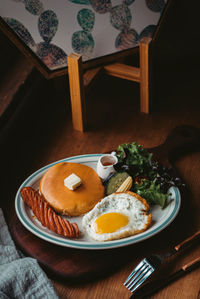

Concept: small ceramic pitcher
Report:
left=97, top=153, right=118, bottom=180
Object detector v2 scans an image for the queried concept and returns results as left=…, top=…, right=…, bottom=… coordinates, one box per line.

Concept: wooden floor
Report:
left=1, top=56, right=200, bottom=298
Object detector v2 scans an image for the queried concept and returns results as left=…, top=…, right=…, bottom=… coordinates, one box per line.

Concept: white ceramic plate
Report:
left=15, top=154, right=181, bottom=250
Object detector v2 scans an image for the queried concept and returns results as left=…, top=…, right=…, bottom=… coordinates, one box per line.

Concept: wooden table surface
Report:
left=1, top=59, right=200, bottom=298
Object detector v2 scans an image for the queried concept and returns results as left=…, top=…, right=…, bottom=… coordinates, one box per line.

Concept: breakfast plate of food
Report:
left=15, top=142, right=182, bottom=250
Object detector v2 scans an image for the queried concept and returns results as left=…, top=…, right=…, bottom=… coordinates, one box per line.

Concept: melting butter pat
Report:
left=64, top=173, right=82, bottom=190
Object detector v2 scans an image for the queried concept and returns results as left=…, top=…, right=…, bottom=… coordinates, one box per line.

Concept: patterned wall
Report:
left=0, top=0, right=167, bottom=71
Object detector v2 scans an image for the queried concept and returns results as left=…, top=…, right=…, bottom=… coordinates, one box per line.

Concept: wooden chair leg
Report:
left=67, top=53, right=86, bottom=132
left=67, top=40, right=152, bottom=131
left=139, top=37, right=152, bottom=114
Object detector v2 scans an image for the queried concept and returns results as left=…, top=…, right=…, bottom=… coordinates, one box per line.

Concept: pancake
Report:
left=40, top=162, right=105, bottom=216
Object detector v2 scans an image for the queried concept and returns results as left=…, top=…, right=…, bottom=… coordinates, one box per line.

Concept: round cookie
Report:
left=40, top=162, right=105, bottom=216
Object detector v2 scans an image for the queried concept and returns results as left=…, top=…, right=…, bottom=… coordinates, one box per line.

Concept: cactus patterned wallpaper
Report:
left=0, top=0, right=167, bottom=71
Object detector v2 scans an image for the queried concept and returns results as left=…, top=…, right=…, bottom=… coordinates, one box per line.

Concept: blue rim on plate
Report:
left=15, top=154, right=181, bottom=250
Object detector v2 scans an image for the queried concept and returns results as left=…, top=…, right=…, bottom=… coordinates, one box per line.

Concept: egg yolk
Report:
left=94, top=212, right=129, bottom=234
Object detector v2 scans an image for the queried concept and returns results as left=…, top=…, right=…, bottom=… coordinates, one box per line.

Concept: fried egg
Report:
left=82, top=191, right=152, bottom=241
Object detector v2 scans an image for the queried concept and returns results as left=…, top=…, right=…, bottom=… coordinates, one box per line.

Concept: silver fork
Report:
left=124, top=230, right=200, bottom=293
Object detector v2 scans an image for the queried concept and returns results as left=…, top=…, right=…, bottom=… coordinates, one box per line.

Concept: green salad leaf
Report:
left=114, top=142, right=175, bottom=209
left=133, top=179, right=168, bottom=209
left=116, top=142, right=156, bottom=178
left=117, top=142, right=152, bottom=166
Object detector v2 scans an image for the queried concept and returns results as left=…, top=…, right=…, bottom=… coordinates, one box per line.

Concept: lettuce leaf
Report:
left=116, top=142, right=156, bottom=178
left=116, top=142, right=170, bottom=208
left=133, top=179, right=168, bottom=209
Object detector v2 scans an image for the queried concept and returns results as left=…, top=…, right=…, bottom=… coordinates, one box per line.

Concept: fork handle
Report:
left=174, top=230, right=200, bottom=252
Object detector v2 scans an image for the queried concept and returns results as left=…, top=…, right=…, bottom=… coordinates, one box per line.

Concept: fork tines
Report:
left=124, top=258, right=155, bottom=293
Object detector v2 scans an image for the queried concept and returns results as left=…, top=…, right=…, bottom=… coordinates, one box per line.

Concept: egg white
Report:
left=82, top=192, right=152, bottom=241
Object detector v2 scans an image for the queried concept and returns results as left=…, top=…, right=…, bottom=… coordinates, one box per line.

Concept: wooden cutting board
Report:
left=10, top=125, right=200, bottom=282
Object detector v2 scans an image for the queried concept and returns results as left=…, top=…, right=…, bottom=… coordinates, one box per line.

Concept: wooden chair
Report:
left=0, top=0, right=174, bottom=132
left=67, top=0, right=174, bottom=131
left=67, top=37, right=152, bottom=131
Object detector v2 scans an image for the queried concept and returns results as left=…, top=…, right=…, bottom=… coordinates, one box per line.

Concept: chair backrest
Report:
left=0, top=0, right=169, bottom=77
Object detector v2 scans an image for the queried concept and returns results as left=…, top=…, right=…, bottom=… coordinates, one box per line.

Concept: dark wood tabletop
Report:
left=1, top=57, right=200, bottom=298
